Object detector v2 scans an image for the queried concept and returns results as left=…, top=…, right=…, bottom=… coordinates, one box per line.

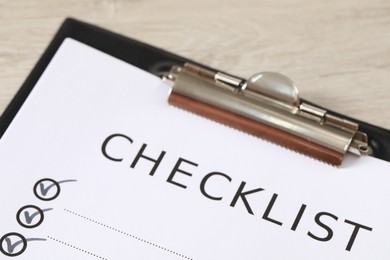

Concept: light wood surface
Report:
left=0, top=0, right=389, bottom=129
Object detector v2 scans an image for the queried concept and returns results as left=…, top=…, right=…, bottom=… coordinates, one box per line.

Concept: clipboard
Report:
left=1, top=18, right=389, bottom=164
left=0, top=18, right=390, bottom=259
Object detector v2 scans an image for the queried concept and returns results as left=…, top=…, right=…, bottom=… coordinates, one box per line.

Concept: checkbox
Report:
left=16, top=205, right=52, bottom=229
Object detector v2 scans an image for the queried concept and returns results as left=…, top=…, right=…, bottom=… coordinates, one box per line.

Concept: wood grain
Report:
left=0, top=0, right=389, bottom=129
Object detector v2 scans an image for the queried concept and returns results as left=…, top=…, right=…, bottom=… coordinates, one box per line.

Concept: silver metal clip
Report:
left=162, top=63, right=372, bottom=165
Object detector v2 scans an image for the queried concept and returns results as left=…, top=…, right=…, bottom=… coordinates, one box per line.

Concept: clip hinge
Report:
left=214, top=72, right=244, bottom=92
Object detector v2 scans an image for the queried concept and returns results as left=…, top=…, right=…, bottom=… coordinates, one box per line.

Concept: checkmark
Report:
left=39, top=183, right=53, bottom=196
left=0, top=234, right=46, bottom=256
left=4, top=237, right=23, bottom=254
left=34, top=179, right=77, bottom=201
left=24, top=208, right=53, bottom=224
left=17, top=205, right=52, bottom=229
left=39, top=180, right=77, bottom=196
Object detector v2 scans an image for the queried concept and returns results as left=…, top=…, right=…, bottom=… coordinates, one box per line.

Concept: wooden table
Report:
left=1, top=0, right=389, bottom=129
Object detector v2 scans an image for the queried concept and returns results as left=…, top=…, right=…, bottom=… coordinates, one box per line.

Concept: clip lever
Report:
left=162, top=63, right=372, bottom=165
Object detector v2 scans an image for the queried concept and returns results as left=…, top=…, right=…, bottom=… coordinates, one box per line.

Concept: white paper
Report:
left=0, top=38, right=389, bottom=260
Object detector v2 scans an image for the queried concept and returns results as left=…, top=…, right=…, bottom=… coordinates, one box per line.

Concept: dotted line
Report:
left=64, top=209, right=193, bottom=260
left=47, top=236, right=108, bottom=260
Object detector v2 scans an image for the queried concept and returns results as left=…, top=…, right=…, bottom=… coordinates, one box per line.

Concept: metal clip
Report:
left=162, top=63, right=372, bottom=165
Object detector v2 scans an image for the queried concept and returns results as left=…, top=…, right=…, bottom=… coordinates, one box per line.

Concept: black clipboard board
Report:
left=1, top=18, right=389, bottom=162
